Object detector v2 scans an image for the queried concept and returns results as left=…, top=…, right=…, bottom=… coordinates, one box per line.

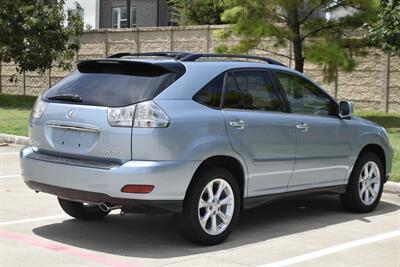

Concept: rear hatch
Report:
left=30, top=59, right=184, bottom=163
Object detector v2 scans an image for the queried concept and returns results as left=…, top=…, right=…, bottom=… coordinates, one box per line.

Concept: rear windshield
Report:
left=43, top=61, right=181, bottom=107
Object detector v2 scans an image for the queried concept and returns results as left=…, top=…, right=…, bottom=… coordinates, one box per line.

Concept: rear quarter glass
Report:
left=43, top=60, right=182, bottom=107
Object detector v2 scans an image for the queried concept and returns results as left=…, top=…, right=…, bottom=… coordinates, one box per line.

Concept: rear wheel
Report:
left=176, top=168, right=240, bottom=245
left=58, top=198, right=110, bottom=221
left=340, top=152, right=384, bottom=213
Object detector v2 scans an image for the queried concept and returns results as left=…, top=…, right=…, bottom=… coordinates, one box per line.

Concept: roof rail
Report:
left=106, top=52, right=287, bottom=67
left=180, top=53, right=286, bottom=67
left=107, top=52, right=192, bottom=60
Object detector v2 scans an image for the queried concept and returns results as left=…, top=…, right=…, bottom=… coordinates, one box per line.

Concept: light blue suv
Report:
left=20, top=52, right=393, bottom=245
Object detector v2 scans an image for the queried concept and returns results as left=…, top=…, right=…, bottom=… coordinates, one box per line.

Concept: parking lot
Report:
left=0, top=144, right=399, bottom=267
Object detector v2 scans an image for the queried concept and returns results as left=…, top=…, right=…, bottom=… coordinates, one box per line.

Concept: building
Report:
left=65, top=0, right=100, bottom=29
left=326, top=6, right=356, bottom=20
left=65, top=0, right=170, bottom=29
left=299, top=1, right=326, bottom=19
left=65, top=0, right=351, bottom=30
left=99, top=0, right=170, bottom=28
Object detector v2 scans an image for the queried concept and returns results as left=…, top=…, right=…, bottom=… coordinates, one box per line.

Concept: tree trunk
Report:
left=292, top=36, right=304, bottom=73
left=0, top=61, right=2, bottom=94
left=287, top=3, right=304, bottom=73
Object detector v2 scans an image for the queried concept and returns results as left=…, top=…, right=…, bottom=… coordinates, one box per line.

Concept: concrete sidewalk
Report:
left=0, top=133, right=28, bottom=145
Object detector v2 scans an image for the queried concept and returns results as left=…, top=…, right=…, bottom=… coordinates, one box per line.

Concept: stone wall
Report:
left=1, top=25, right=399, bottom=112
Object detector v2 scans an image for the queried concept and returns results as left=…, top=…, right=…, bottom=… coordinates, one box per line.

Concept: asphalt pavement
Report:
left=1, top=144, right=399, bottom=267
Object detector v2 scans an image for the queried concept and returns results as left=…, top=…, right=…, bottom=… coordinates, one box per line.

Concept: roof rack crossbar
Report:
left=107, top=52, right=192, bottom=60
left=180, top=53, right=286, bottom=67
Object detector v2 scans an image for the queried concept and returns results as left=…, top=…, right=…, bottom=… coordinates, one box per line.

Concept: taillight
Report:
left=133, top=101, right=169, bottom=128
left=31, top=96, right=48, bottom=119
left=107, top=105, right=136, bottom=127
left=107, top=101, right=169, bottom=128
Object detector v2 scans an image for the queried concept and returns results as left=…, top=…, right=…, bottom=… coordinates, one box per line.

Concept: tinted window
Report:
left=225, top=71, right=283, bottom=111
left=43, top=62, right=180, bottom=107
left=223, top=73, right=243, bottom=109
left=275, top=72, right=337, bottom=116
left=193, top=74, right=223, bottom=108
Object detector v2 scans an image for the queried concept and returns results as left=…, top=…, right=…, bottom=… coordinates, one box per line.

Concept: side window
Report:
left=275, top=72, right=337, bottom=116
left=231, top=71, right=284, bottom=112
left=193, top=74, right=224, bottom=108
left=223, top=73, right=243, bottom=109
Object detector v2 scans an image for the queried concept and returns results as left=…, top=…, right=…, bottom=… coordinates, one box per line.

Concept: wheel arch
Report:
left=186, top=155, right=247, bottom=206
left=357, top=143, right=387, bottom=181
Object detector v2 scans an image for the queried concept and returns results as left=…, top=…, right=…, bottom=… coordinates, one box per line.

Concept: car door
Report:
left=222, top=69, right=297, bottom=197
left=273, top=71, right=351, bottom=191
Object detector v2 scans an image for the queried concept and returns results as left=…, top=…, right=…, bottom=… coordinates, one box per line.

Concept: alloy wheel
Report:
left=358, top=161, right=381, bottom=205
left=197, top=178, right=235, bottom=235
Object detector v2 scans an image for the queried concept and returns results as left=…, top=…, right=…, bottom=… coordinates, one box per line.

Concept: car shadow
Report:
left=32, top=195, right=399, bottom=259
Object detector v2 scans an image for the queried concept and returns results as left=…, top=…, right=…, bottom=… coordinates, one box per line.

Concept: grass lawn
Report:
left=0, top=94, right=399, bottom=182
left=0, top=108, right=31, bottom=136
left=0, top=94, right=36, bottom=136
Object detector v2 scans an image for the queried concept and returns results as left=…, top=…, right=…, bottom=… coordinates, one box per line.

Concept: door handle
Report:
left=296, top=122, right=310, bottom=132
left=229, top=120, right=248, bottom=130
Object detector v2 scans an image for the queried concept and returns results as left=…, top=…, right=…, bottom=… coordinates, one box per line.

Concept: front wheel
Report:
left=340, top=152, right=384, bottom=213
left=176, top=168, right=240, bottom=245
left=58, top=198, right=110, bottom=221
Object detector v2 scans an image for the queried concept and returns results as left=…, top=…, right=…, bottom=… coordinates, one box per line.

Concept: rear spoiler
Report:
left=77, top=59, right=186, bottom=76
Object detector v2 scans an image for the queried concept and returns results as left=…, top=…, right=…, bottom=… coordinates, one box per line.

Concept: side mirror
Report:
left=339, top=101, right=353, bottom=119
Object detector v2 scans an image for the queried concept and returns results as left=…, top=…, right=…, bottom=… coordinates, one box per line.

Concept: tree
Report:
left=217, top=0, right=379, bottom=82
left=169, top=0, right=226, bottom=25
left=369, top=0, right=400, bottom=55
left=0, top=0, right=83, bottom=74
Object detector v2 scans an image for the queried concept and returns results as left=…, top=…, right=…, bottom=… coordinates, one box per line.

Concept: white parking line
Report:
left=0, top=215, right=69, bottom=226
left=0, top=174, right=21, bottom=179
left=258, top=230, right=400, bottom=267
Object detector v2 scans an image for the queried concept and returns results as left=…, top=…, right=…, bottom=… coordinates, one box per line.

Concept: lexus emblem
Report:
left=66, top=109, right=77, bottom=119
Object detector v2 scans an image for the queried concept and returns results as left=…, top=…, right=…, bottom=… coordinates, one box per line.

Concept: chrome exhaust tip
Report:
left=99, top=203, right=122, bottom=212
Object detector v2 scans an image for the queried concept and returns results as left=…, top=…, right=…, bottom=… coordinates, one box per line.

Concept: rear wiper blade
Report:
left=47, top=94, right=82, bottom=103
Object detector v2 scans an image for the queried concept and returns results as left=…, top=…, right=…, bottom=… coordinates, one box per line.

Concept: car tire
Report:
left=176, top=167, right=241, bottom=245
left=58, top=198, right=110, bottom=221
left=340, top=152, right=384, bottom=213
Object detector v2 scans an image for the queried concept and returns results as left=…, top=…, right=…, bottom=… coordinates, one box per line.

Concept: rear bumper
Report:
left=20, top=146, right=199, bottom=212
left=25, top=180, right=182, bottom=213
